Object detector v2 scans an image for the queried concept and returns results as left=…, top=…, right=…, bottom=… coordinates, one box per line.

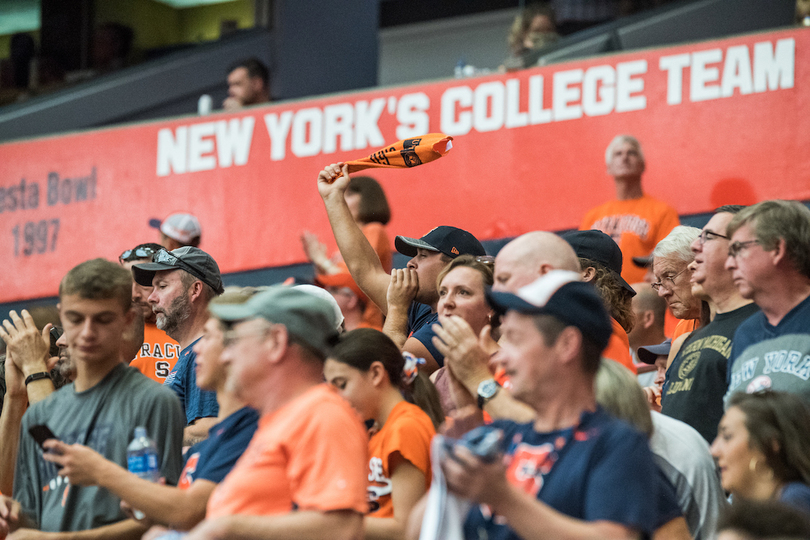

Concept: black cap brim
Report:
left=395, top=236, right=439, bottom=257
left=131, top=261, right=178, bottom=287
left=486, top=289, right=544, bottom=315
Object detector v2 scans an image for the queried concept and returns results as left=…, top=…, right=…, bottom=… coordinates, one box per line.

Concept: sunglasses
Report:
left=119, top=247, right=158, bottom=264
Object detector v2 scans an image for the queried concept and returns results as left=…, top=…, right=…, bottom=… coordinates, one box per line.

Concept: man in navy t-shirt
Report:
left=133, top=246, right=225, bottom=445
left=436, top=271, right=658, bottom=539
left=317, top=162, right=486, bottom=372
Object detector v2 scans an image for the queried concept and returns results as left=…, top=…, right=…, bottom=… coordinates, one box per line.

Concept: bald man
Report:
left=628, top=284, right=667, bottom=359
left=435, top=231, right=582, bottom=422
left=493, top=231, right=582, bottom=292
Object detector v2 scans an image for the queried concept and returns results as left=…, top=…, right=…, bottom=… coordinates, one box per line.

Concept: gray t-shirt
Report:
left=650, top=412, right=727, bottom=540
left=13, top=364, right=184, bottom=532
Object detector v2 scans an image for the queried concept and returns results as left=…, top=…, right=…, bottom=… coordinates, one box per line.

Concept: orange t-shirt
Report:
left=206, top=384, right=368, bottom=519
left=367, top=401, right=434, bottom=517
left=671, top=317, right=700, bottom=341
left=130, top=323, right=181, bottom=383
left=603, top=318, right=637, bottom=374
left=580, top=194, right=680, bottom=285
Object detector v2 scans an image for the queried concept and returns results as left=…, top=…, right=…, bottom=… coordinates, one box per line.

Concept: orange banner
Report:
left=1, top=28, right=809, bottom=304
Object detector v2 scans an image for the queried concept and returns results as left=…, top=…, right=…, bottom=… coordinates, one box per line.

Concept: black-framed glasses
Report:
left=651, top=267, right=688, bottom=292
left=119, top=247, right=157, bottom=264
left=728, top=240, right=760, bottom=258
left=697, top=230, right=729, bottom=245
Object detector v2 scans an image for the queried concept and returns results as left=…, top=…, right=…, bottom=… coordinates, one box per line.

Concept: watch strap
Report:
left=25, top=371, right=52, bottom=385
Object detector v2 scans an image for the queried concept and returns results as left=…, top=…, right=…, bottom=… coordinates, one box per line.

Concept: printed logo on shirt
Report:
left=139, top=342, right=181, bottom=360
left=155, top=361, right=172, bottom=379
left=367, top=456, right=392, bottom=512
left=747, top=375, right=772, bottom=394
left=590, top=214, right=651, bottom=242
left=179, top=452, right=200, bottom=490
left=505, top=442, right=555, bottom=497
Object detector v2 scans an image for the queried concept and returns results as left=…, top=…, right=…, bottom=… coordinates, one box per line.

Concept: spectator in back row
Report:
left=133, top=247, right=224, bottom=446
left=223, top=57, right=270, bottom=111
left=724, top=200, right=810, bottom=405
left=304, top=174, right=392, bottom=331
left=149, top=212, right=202, bottom=250
left=581, top=134, right=680, bottom=285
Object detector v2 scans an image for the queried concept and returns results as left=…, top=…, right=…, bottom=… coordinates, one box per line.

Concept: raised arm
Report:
left=317, top=163, right=393, bottom=314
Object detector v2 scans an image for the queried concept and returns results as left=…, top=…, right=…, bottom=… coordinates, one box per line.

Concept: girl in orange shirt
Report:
left=324, top=329, right=441, bottom=540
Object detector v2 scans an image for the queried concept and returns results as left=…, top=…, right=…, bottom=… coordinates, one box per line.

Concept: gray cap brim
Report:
left=395, top=236, right=439, bottom=257
left=208, top=301, right=260, bottom=322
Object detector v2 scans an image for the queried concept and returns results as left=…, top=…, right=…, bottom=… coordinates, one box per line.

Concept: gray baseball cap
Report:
left=132, top=246, right=224, bottom=294
left=209, top=286, right=339, bottom=357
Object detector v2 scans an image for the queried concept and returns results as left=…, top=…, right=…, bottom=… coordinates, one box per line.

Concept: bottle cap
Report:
left=134, top=426, right=147, bottom=439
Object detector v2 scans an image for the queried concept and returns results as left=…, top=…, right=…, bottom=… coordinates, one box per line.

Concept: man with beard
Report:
left=119, top=243, right=181, bottom=382
left=133, top=247, right=224, bottom=445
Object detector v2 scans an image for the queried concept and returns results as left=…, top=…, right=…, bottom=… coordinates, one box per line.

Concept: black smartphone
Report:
left=29, top=424, right=58, bottom=450
left=49, top=326, right=63, bottom=358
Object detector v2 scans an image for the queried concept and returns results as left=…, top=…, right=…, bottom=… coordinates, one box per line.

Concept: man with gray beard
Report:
left=133, top=247, right=224, bottom=445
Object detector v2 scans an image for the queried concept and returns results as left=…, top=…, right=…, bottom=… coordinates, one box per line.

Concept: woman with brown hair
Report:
left=711, top=391, right=810, bottom=515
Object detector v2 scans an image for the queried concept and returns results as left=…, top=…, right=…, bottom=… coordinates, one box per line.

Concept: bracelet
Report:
left=25, top=372, right=51, bottom=385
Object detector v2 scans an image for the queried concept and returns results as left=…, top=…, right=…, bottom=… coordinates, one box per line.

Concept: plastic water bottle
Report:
left=127, top=426, right=159, bottom=519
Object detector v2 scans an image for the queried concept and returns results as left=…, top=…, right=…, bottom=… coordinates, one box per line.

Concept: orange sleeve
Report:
left=287, top=398, right=369, bottom=513
left=651, top=204, right=680, bottom=245
left=672, top=318, right=700, bottom=341
left=603, top=319, right=637, bottom=374
left=381, top=411, right=433, bottom=480
left=580, top=206, right=599, bottom=231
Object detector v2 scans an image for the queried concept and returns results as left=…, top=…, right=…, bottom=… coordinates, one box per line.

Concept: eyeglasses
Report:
left=475, top=255, right=496, bottom=266
left=727, top=240, right=760, bottom=258
left=651, top=267, right=688, bottom=292
left=696, top=230, right=729, bottom=245
left=119, top=247, right=157, bottom=264
left=223, top=326, right=271, bottom=347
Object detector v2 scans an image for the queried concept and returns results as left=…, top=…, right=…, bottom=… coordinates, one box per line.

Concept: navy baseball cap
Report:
left=637, top=338, right=672, bottom=365
left=395, top=226, right=486, bottom=259
left=486, top=270, right=612, bottom=352
left=562, top=230, right=636, bottom=297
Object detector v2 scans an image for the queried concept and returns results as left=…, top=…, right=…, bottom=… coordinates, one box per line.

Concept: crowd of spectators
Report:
left=1, top=115, right=810, bottom=540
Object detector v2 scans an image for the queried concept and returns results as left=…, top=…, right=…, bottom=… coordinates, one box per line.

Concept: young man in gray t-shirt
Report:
left=0, top=259, right=184, bottom=537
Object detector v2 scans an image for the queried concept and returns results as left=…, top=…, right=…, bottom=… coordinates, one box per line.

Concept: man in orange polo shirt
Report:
left=185, top=286, right=367, bottom=540
left=118, top=243, right=181, bottom=382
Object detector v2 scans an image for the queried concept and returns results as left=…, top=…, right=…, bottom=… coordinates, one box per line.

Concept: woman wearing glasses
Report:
left=711, top=391, right=810, bottom=515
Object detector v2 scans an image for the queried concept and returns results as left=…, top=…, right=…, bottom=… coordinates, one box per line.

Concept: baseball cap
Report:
left=395, top=226, right=486, bottom=259
left=149, top=213, right=201, bottom=244
left=637, top=338, right=672, bottom=365
left=132, top=246, right=224, bottom=294
left=486, top=270, right=612, bottom=351
left=632, top=255, right=653, bottom=269
left=293, top=284, right=344, bottom=331
left=562, top=230, right=636, bottom=297
left=209, top=285, right=340, bottom=357
left=316, top=272, right=368, bottom=304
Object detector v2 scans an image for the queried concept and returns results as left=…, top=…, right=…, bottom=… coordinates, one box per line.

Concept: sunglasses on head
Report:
left=119, top=247, right=158, bottom=264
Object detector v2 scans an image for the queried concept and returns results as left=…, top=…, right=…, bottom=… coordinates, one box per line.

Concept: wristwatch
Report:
left=477, top=378, right=500, bottom=409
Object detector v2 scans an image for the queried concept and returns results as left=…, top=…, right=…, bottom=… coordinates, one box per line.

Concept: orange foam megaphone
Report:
left=330, top=133, right=454, bottom=182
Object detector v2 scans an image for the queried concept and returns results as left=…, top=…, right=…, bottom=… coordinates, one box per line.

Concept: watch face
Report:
left=478, top=379, right=498, bottom=399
